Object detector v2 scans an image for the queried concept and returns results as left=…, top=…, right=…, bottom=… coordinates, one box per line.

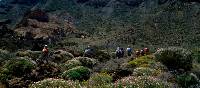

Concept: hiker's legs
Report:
left=128, top=52, right=132, bottom=56
left=44, top=54, right=49, bottom=63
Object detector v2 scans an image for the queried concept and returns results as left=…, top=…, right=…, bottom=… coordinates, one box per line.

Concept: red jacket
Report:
left=42, top=48, right=48, bottom=54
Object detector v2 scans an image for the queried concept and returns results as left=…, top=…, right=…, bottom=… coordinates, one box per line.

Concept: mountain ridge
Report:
left=0, top=0, right=200, bottom=50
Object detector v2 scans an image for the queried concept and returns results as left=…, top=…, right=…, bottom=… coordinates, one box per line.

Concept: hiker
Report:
left=116, top=47, right=121, bottom=59
left=143, top=48, right=149, bottom=55
left=126, top=45, right=132, bottom=56
left=120, top=47, right=125, bottom=57
left=156, top=48, right=160, bottom=52
left=140, top=49, right=145, bottom=56
left=42, top=45, right=49, bottom=63
left=84, top=45, right=93, bottom=58
left=81, top=35, right=85, bottom=39
left=116, top=47, right=125, bottom=58
left=135, top=50, right=140, bottom=57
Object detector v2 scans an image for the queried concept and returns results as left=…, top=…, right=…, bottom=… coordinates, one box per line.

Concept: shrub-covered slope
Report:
left=0, top=47, right=199, bottom=88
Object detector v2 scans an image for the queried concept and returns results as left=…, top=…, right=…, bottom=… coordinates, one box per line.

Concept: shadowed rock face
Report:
left=27, top=9, right=49, bottom=22
left=0, top=0, right=40, bottom=28
left=15, top=9, right=76, bottom=38
left=76, top=0, right=90, bottom=3
left=75, top=0, right=200, bottom=7
left=0, top=0, right=198, bottom=28
left=181, top=0, right=200, bottom=3
left=13, top=9, right=79, bottom=51
left=117, top=0, right=144, bottom=6
left=10, top=0, right=39, bottom=5
left=0, top=3, right=80, bottom=50
left=0, top=19, right=11, bottom=26
left=0, top=0, right=199, bottom=25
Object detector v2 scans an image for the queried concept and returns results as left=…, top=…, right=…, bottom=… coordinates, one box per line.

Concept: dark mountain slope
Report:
left=0, top=0, right=200, bottom=50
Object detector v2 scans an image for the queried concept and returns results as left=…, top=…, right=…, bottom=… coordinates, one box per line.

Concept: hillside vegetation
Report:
left=0, top=47, right=199, bottom=88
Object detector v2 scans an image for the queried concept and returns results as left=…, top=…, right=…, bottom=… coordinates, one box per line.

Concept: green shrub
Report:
left=115, top=76, right=176, bottom=88
left=0, top=49, right=10, bottom=58
left=0, top=49, right=13, bottom=65
left=94, top=50, right=111, bottom=62
left=74, top=57, right=97, bottom=68
left=192, top=63, right=200, bottom=79
left=52, top=50, right=74, bottom=63
left=128, top=55, right=155, bottom=68
left=29, top=78, right=81, bottom=88
left=2, top=59, right=35, bottom=77
left=192, top=48, right=200, bottom=63
left=0, top=58, right=35, bottom=84
left=154, top=47, right=193, bottom=71
left=133, top=67, right=162, bottom=76
left=87, top=73, right=112, bottom=87
left=0, top=72, right=11, bottom=83
left=16, top=50, right=31, bottom=57
left=16, top=50, right=41, bottom=60
left=62, top=59, right=82, bottom=71
left=61, top=66, right=91, bottom=80
left=176, top=73, right=199, bottom=88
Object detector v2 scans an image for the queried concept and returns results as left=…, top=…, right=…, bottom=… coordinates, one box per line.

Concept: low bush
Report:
left=0, top=72, right=11, bottom=83
left=176, top=73, right=199, bottom=88
left=192, top=63, right=200, bottom=79
left=61, top=66, right=91, bottom=81
left=16, top=50, right=31, bottom=57
left=115, top=76, right=177, bottom=88
left=94, top=50, right=111, bottom=62
left=87, top=73, right=112, bottom=87
left=0, top=49, right=13, bottom=65
left=1, top=59, right=35, bottom=77
left=51, top=50, right=74, bottom=63
left=74, top=57, right=97, bottom=68
left=0, top=49, right=11, bottom=59
left=62, top=59, right=82, bottom=71
left=192, top=48, right=200, bottom=63
left=154, top=47, right=193, bottom=71
left=29, top=78, right=81, bottom=88
left=16, top=50, right=41, bottom=59
left=128, top=55, right=155, bottom=68
left=133, top=67, right=162, bottom=76
left=0, top=58, right=35, bottom=86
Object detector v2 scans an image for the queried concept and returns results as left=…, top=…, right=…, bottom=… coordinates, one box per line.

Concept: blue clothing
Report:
left=127, top=47, right=132, bottom=56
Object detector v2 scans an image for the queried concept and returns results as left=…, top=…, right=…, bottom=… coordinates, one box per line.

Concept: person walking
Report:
left=83, top=45, right=94, bottom=58
left=126, top=45, right=132, bottom=56
left=42, top=45, right=49, bottom=63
